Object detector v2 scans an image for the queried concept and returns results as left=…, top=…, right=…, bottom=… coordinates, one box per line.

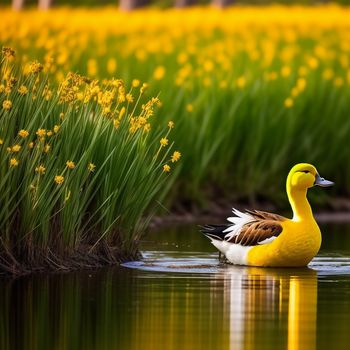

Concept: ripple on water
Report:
left=121, top=251, right=350, bottom=277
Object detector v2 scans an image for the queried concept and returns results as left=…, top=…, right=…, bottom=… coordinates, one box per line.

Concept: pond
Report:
left=1, top=223, right=350, bottom=350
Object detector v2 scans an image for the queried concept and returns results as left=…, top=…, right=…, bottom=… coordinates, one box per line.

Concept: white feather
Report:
left=211, top=239, right=251, bottom=265
left=223, top=208, right=256, bottom=240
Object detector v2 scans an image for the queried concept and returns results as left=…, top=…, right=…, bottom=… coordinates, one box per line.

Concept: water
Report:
left=1, top=223, right=350, bottom=350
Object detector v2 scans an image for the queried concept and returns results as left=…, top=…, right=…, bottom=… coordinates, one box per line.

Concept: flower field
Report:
left=1, top=4, right=350, bottom=272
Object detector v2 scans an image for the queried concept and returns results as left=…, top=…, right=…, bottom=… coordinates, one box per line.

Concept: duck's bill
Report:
left=314, top=173, right=334, bottom=187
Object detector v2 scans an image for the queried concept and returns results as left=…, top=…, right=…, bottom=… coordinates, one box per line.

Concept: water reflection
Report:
left=1, top=223, right=350, bottom=350
left=221, top=267, right=317, bottom=350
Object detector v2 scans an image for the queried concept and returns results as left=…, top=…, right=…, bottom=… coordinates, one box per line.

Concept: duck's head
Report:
left=287, top=163, right=334, bottom=191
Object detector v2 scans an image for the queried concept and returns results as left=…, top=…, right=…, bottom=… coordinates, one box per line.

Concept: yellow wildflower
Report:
left=36, top=129, right=46, bottom=137
left=29, top=60, right=43, bottom=74
left=18, top=85, right=28, bottom=95
left=144, top=123, right=151, bottom=132
left=284, top=97, right=294, bottom=108
left=2, top=47, right=15, bottom=59
left=118, top=107, right=126, bottom=119
left=113, top=119, right=120, bottom=129
left=66, top=160, right=75, bottom=169
left=107, top=58, right=117, bottom=74
left=18, top=129, right=29, bottom=138
left=59, top=113, right=65, bottom=120
left=28, top=142, right=34, bottom=149
left=126, top=93, right=134, bottom=103
left=54, top=175, right=64, bottom=185
left=2, top=100, right=12, bottom=110
left=47, top=131, right=53, bottom=137
left=140, top=83, right=148, bottom=94
left=168, top=121, right=175, bottom=129
left=160, top=137, right=169, bottom=147
left=0, top=139, right=3, bottom=145
left=186, top=104, right=193, bottom=113
left=163, top=164, right=171, bottom=173
left=236, top=76, right=246, bottom=89
left=153, top=65, right=166, bottom=80
left=44, top=144, right=50, bottom=153
left=88, top=162, right=96, bottom=172
left=12, top=144, right=21, bottom=152
left=35, top=165, right=46, bottom=174
left=132, top=79, right=140, bottom=88
left=281, top=66, right=291, bottom=77
left=171, top=151, right=181, bottom=163
left=53, top=125, right=60, bottom=133
left=10, top=158, right=18, bottom=167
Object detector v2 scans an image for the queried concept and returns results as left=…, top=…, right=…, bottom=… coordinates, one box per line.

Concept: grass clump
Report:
left=0, top=48, right=179, bottom=274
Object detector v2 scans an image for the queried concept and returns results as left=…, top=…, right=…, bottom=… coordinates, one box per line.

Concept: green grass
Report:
left=0, top=54, right=176, bottom=273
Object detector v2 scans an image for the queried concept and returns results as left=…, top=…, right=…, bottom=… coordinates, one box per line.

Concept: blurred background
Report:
left=1, top=0, right=350, bottom=214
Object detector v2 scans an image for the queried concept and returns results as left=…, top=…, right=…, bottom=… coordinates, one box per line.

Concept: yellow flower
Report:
left=44, top=144, right=50, bottom=153
left=160, top=137, right=169, bottom=147
left=18, top=85, right=28, bottom=95
left=28, top=142, right=34, bottom=149
left=113, top=118, right=120, bottom=129
left=54, top=175, right=64, bottom=185
left=29, top=60, right=43, bottom=74
left=2, top=100, right=12, bottom=110
left=118, top=107, right=126, bottom=119
left=35, top=165, right=46, bottom=174
left=88, top=162, right=96, bottom=172
left=236, top=76, right=246, bottom=89
left=11, top=144, right=21, bottom=152
left=144, top=123, right=151, bottom=132
left=47, top=131, right=53, bottom=137
left=284, top=97, right=294, bottom=108
left=140, top=83, right=149, bottom=94
left=171, top=151, right=181, bottom=163
left=153, top=65, right=166, bottom=80
left=53, top=125, right=60, bottom=133
left=132, top=79, right=140, bottom=88
left=163, top=164, right=171, bottom=172
left=281, top=66, right=291, bottom=77
left=18, top=129, right=29, bottom=138
left=10, top=158, right=18, bottom=167
left=66, top=160, right=75, bottom=169
left=2, top=47, right=15, bottom=59
left=126, top=93, right=134, bottom=103
left=107, top=58, right=117, bottom=74
left=186, top=104, right=193, bottom=113
left=36, top=129, right=46, bottom=137
left=168, top=121, right=175, bottom=129
left=59, top=113, right=65, bottom=120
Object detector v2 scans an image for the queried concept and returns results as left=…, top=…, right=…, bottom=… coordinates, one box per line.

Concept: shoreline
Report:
left=2, top=209, right=350, bottom=278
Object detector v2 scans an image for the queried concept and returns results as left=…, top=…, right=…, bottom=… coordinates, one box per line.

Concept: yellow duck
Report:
left=201, top=163, right=334, bottom=267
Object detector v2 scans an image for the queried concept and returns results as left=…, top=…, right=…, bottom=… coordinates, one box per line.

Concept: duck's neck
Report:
left=287, top=187, right=314, bottom=221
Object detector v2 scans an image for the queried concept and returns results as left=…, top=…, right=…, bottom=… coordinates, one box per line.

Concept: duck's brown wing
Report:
left=227, top=210, right=287, bottom=246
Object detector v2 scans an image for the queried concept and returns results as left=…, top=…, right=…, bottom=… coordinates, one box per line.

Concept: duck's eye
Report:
left=300, top=170, right=310, bottom=174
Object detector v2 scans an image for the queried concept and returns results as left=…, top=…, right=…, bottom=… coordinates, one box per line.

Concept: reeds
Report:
left=0, top=49, right=179, bottom=274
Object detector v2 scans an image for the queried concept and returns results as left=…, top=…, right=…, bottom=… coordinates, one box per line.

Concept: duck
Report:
left=200, top=163, right=334, bottom=267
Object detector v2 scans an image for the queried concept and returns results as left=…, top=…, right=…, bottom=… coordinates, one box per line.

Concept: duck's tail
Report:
left=200, top=224, right=229, bottom=241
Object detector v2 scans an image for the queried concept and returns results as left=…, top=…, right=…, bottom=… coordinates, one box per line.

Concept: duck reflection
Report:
left=223, top=266, right=317, bottom=350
